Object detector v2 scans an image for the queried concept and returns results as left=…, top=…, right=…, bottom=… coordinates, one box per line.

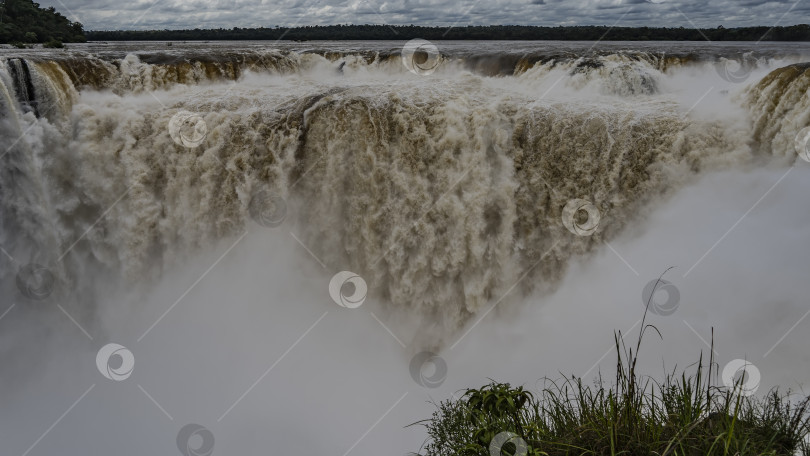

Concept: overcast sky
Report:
left=39, top=0, right=809, bottom=31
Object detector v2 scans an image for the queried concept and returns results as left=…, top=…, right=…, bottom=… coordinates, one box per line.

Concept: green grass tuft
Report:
left=413, top=274, right=810, bottom=455
left=414, top=342, right=809, bottom=455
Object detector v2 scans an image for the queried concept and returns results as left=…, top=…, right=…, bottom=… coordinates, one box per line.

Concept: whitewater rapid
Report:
left=3, top=42, right=808, bottom=347
left=1, top=40, right=810, bottom=456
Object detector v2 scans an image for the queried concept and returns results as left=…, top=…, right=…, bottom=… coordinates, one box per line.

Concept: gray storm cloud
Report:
left=35, top=0, right=810, bottom=30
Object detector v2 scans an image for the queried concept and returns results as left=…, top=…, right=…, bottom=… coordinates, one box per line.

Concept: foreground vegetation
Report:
left=0, top=0, right=85, bottom=45
left=414, top=303, right=810, bottom=455
left=87, top=24, right=810, bottom=42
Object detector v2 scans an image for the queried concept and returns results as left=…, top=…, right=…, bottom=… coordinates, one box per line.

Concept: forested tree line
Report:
left=0, top=0, right=85, bottom=45
left=87, top=24, right=810, bottom=41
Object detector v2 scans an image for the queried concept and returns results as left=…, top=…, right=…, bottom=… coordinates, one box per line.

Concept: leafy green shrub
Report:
left=43, top=39, right=63, bottom=48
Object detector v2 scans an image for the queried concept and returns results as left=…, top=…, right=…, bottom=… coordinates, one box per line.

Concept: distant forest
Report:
left=0, top=0, right=86, bottom=44
left=87, top=24, right=810, bottom=41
